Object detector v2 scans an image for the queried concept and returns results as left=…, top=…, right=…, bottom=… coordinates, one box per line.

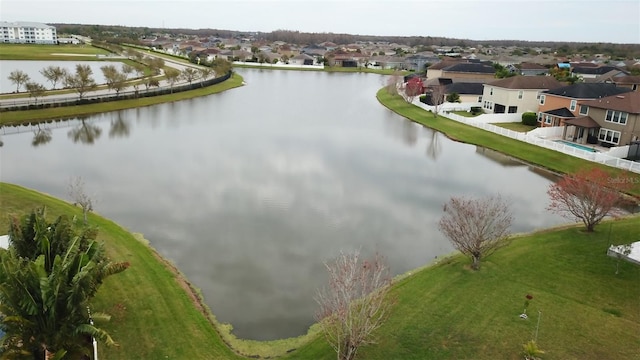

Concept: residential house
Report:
left=405, top=53, right=440, bottom=72
left=440, top=62, right=496, bottom=82
left=444, top=82, right=484, bottom=103
left=537, top=83, right=632, bottom=128
left=573, top=92, right=640, bottom=147
left=598, top=75, right=640, bottom=92
left=519, top=62, right=549, bottom=76
left=572, top=65, right=622, bottom=79
left=426, top=59, right=466, bottom=79
left=370, top=55, right=405, bottom=70
left=481, top=76, right=564, bottom=114
left=289, top=53, right=315, bottom=65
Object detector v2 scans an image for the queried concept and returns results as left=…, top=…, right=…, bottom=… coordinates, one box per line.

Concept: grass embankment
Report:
left=290, top=217, right=640, bottom=360
left=2, top=183, right=639, bottom=359
left=495, top=122, right=538, bottom=133
left=377, top=89, right=640, bottom=197
left=0, top=44, right=110, bottom=60
left=0, top=183, right=242, bottom=360
left=0, top=73, right=244, bottom=125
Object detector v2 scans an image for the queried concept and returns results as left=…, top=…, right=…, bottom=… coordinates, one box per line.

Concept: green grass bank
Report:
left=2, top=183, right=638, bottom=360
left=376, top=88, right=640, bottom=197
left=0, top=44, right=110, bottom=60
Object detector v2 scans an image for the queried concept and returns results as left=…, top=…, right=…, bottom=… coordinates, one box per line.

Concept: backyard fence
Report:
left=439, top=110, right=640, bottom=174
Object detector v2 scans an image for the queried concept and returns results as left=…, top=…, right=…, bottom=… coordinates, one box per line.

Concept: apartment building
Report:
left=0, top=21, right=57, bottom=44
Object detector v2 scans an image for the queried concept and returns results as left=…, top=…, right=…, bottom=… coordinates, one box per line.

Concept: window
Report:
left=537, top=112, right=543, bottom=122
left=489, top=87, right=493, bottom=95
left=539, top=94, right=545, bottom=105
left=605, top=110, right=628, bottom=125
left=544, top=115, right=551, bottom=124
left=478, top=96, right=482, bottom=102
left=598, top=128, right=621, bottom=145
left=518, top=90, right=523, bottom=99
left=579, top=105, right=589, bottom=115
left=569, top=100, right=577, bottom=111
left=633, top=84, right=638, bottom=91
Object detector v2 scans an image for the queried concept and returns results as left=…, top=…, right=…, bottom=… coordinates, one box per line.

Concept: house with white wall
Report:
left=481, top=76, right=563, bottom=114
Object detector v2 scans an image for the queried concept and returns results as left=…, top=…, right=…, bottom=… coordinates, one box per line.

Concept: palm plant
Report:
left=0, top=209, right=128, bottom=359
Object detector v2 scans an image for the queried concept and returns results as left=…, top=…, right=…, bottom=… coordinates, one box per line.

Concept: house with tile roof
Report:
left=572, top=91, right=640, bottom=147
left=481, top=76, right=564, bottom=114
left=537, top=83, right=633, bottom=133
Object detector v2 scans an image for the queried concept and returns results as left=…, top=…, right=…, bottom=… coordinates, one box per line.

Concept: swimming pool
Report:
left=554, top=140, right=598, bottom=152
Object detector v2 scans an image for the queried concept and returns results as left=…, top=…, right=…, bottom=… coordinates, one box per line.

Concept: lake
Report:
left=0, top=68, right=567, bottom=340
left=0, top=59, right=125, bottom=92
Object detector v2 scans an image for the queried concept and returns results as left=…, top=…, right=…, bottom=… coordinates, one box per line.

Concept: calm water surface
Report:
left=0, top=60, right=123, bottom=92
left=0, top=68, right=566, bottom=340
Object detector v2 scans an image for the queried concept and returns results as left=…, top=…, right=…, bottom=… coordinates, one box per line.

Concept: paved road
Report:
left=0, top=54, right=212, bottom=108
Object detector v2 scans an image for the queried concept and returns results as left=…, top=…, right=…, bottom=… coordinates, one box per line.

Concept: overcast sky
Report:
left=1, top=0, right=639, bottom=44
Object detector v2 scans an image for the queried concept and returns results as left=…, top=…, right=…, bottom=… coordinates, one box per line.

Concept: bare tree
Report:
left=25, top=82, right=46, bottom=103
left=164, top=68, right=181, bottom=92
left=438, top=195, right=513, bottom=270
left=315, top=250, right=394, bottom=360
left=65, top=64, right=97, bottom=100
left=430, top=85, right=446, bottom=117
left=40, top=66, right=68, bottom=90
left=199, top=67, right=213, bottom=87
left=547, top=168, right=631, bottom=232
left=8, top=69, right=30, bottom=93
left=181, top=67, right=199, bottom=85
left=385, top=70, right=403, bottom=95
left=67, top=176, right=94, bottom=225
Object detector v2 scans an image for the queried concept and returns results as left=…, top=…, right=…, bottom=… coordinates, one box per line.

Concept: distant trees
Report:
left=0, top=208, right=128, bottom=359
left=438, top=195, right=513, bottom=270
left=547, top=168, right=631, bottom=232
left=8, top=69, right=30, bottom=92
left=315, top=250, right=394, bottom=360
left=65, top=64, right=97, bottom=100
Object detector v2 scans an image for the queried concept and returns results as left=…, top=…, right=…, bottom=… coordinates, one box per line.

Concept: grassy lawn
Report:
left=452, top=110, right=480, bottom=118
left=0, top=44, right=110, bottom=60
left=2, top=183, right=639, bottom=360
left=289, top=216, right=640, bottom=360
left=377, top=88, right=640, bottom=197
left=495, top=122, right=537, bottom=133
left=0, top=183, right=243, bottom=360
left=0, top=73, right=244, bottom=125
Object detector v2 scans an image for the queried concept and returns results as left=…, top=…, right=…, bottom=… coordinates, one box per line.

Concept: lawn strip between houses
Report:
left=376, top=88, right=640, bottom=197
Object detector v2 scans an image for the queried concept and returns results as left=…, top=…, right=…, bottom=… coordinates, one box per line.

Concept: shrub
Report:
left=522, top=112, right=537, bottom=126
left=470, top=106, right=483, bottom=115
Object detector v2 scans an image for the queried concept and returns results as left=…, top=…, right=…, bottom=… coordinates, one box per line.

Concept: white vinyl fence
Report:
left=433, top=110, right=640, bottom=174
